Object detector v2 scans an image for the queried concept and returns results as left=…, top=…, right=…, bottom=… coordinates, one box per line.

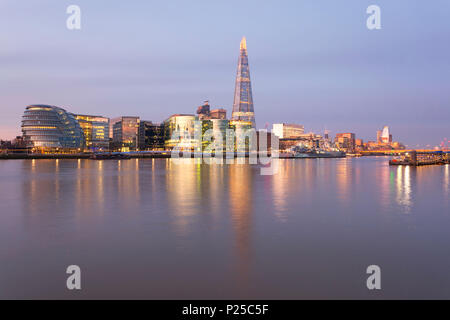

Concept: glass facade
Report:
left=230, top=122, right=255, bottom=152
left=335, top=133, right=356, bottom=152
left=381, top=126, right=392, bottom=143
left=209, top=119, right=231, bottom=152
left=210, top=108, right=227, bottom=120
left=138, top=121, right=165, bottom=150
left=164, top=114, right=198, bottom=150
left=231, top=37, right=255, bottom=127
left=376, top=126, right=394, bottom=146
left=196, top=101, right=211, bottom=120
left=21, top=105, right=85, bottom=150
left=73, top=114, right=110, bottom=150
left=112, top=116, right=140, bottom=150
left=272, top=123, right=305, bottom=139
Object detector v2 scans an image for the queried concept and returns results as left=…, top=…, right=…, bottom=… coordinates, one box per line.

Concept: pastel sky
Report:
left=0, top=0, right=449, bottom=147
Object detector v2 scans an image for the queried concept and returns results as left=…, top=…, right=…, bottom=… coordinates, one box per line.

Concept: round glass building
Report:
left=21, top=105, right=85, bottom=150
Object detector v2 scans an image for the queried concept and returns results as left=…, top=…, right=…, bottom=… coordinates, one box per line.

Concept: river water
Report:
left=0, top=157, right=449, bottom=299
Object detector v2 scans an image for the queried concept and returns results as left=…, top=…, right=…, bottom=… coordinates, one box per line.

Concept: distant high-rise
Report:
left=231, top=37, right=255, bottom=127
left=377, top=126, right=392, bottom=144
left=196, top=100, right=227, bottom=120
left=196, top=101, right=211, bottom=120
left=376, top=130, right=382, bottom=143
left=210, top=108, right=227, bottom=120
left=381, top=126, right=392, bottom=143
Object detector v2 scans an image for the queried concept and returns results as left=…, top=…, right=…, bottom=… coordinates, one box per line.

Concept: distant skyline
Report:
left=1, top=0, right=449, bottom=147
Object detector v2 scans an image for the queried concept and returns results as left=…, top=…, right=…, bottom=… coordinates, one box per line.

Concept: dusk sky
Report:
left=1, top=0, right=449, bottom=147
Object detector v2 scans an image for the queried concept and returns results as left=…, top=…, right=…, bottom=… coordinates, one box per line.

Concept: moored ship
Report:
left=294, top=150, right=346, bottom=158
left=280, top=146, right=346, bottom=159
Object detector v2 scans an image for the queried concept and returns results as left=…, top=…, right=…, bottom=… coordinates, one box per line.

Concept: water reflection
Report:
left=228, top=164, right=253, bottom=286
left=6, top=157, right=450, bottom=299
left=271, top=160, right=290, bottom=222
left=30, top=160, right=37, bottom=216
left=395, top=165, right=413, bottom=213
left=76, top=159, right=82, bottom=218
left=336, top=159, right=352, bottom=205
left=25, top=160, right=64, bottom=217
left=97, top=160, right=104, bottom=214
left=166, top=159, right=201, bottom=236
left=445, top=165, right=449, bottom=198
left=115, top=159, right=141, bottom=215
left=21, top=158, right=430, bottom=224
left=378, top=162, right=391, bottom=211
left=207, top=164, right=225, bottom=216
left=54, top=159, right=60, bottom=206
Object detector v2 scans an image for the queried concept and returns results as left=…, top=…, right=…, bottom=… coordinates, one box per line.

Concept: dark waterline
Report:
left=0, top=158, right=449, bottom=299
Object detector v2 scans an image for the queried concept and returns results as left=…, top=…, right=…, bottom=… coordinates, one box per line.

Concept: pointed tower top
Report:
left=240, top=36, right=247, bottom=50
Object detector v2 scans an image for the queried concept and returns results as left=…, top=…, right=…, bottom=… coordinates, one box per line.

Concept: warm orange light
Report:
left=240, top=36, right=247, bottom=50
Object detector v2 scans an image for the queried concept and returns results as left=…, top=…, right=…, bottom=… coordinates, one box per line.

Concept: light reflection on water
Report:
left=395, top=165, right=412, bottom=213
left=0, top=157, right=449, bottom=299
left=445, top=164, right=449, bottom=199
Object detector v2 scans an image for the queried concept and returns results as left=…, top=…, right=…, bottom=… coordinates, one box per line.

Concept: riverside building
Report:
left=335, top=133, right=356, bottom=152
left=21, top=105, right=85, bottom=152
left=112, top=116, right=140, bottom=151
left=164, top=114, right=198, bottom=151
left=138, top=121, right=165, bottom=150
left=272, top=123, right=305, bottom=139
left=73, top=114, right=110, bottom=151
left=231, top=37, right=256, bottom=128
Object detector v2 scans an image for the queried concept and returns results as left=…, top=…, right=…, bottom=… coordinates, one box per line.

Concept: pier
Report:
left=0, top=151, right=273, bottom=160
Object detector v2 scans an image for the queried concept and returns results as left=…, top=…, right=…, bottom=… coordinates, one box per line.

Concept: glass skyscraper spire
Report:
left=231, top=37, right=255, bottom=127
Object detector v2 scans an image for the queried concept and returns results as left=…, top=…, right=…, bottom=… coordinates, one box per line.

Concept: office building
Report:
left=73, top=114, right=110, bottom=150
left=138, top=121, right=165, bottom=150
left=278, top=133, right=322, bottom=151
left=196, top=101, right=211, bottom=120
left=256, top=130, right=279, bottom=153
left=381, top=126, right=392, bottom=144
left=196, top=101, right=227, bottom=120
left=335, top=133, right=356, bottom=152
left=272, top=123, right=305, bottom=139
left=112, top=116, right=140, bottom=150
left=21, top=105, right=85, bottom=151
left=355, top=138, right=364, bottom=151
left=377, top=126, right=392, bottom=144
left=229, top=121, right=255, bottom=152
left=210, top=108, right=227, bottom=120
left=204, top=119, right=231, bottom=152
left=110, top=117, right=121, bottom=139
left=164, top=114, right=198, bottom=151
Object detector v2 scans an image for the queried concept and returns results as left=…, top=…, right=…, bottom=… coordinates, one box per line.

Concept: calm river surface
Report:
left=0, top=157, right=449, bottom=299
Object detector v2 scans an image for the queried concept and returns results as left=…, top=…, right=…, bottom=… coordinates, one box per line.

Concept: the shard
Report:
left=231, top=37, right=255, bottom=127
